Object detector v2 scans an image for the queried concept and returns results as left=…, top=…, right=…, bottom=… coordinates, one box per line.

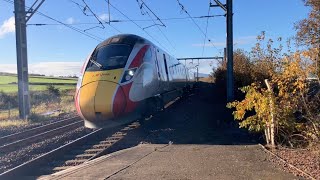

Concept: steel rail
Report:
left=0, top=120, right=83, bottom=154
left=0, top=128, right=103, bottom=178
left=0, top=116, right=80, bottom=146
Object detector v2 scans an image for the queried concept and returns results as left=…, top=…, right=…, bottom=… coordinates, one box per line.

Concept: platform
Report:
left=41, top=143, right=295, bottom=180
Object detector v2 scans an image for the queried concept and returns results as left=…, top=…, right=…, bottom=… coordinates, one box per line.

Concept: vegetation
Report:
left=0, top=119, right=29, bottom=128
left=0, top=75, right=76, bottom=93
left=214, top=0, right=320, bottom=148
left=0, top=74, right=76, bottom=126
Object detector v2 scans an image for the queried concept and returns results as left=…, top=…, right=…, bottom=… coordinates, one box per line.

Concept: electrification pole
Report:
left=226, top=0, right=234, bottom=101
left=211, top=0, right=234, bottom=101
left=14, top=0, right=30, bottom=119
left=14, top=0, right=45, bottom=119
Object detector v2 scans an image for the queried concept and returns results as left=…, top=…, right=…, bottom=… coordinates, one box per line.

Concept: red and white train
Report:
left=75, top=34, right=196, bottom=128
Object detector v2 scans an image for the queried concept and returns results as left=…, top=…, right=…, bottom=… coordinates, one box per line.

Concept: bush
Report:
left=0, top=91, right=18, bottom=110
left=226, top=34, right=320, bottom=147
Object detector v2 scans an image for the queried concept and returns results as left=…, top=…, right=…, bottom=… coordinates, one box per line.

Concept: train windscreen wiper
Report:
left=89, top=58, right=104, bottom=69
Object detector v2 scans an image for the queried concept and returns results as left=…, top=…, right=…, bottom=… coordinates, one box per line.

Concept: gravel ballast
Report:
left=0, top=126, right=92, bottom=174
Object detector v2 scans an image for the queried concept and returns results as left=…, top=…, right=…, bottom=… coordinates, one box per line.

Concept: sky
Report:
left=0, top=0, right=310, bottom=76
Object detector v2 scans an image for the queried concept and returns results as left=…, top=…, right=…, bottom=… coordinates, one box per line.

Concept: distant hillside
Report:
left=0, top=72, right=77, bottom=78
left=0, top=72, right=16, bottom=76
left=198, top=73, right=209, bottom=78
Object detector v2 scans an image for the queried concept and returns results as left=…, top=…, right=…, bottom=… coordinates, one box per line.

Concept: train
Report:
left=75, top=34, right=196, bottom=128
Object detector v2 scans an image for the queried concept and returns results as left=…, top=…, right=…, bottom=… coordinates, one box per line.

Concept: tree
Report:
left=295, top=0, right=320, bottom=48
left=295, top=0, right=320, bottom=77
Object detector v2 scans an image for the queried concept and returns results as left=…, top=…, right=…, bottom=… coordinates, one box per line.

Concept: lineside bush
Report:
left=224, top=34, right=319, bottom=147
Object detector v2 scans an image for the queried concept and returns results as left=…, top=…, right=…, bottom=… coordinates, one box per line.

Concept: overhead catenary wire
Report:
left=176, top=0, right=220, bottom=52
left=202, top=0, right=211, bottom=56
left=137, top=0, right=165, bottom=27
left=137, top=0, right=177, bottom=54
left=70, top=0, right=121, bottom=33
left=2, top=0, right=104, bottom=42
left=27, top=15, right=224, bottom=26
left=106, top=0, right=171, bottom=54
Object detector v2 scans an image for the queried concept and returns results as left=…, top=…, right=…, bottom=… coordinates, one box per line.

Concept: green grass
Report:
left=0, top=75, right=77, bottom=93
left=0, top=84, right=76, bottom=93
left=0, top=75, right=77, bottom=85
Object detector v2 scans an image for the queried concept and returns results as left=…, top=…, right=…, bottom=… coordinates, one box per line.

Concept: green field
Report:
left=0, top=75, right=77, bottom=93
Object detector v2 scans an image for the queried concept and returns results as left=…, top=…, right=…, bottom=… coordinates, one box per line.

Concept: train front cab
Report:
left=75, top=43, right=136, bottom=128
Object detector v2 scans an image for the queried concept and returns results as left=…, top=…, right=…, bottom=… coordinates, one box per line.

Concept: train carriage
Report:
left=75, top=34, right=195, bottom=128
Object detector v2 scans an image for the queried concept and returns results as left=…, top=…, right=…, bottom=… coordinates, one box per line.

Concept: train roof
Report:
left=97, top=34, right=151, bottom=48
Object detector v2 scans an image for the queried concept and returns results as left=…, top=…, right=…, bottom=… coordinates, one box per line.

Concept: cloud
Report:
left=66, top=17, right=76, bottom=24
left=0, top=17, right=15, bottom=38
left=192, top=36, right=256, bottom=47
left=0, top=62, right=83, bottom=76
left=99, top=14, right=109, bottom=21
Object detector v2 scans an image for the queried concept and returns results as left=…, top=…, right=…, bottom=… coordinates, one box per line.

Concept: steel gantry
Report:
left=177, top=56, right=224, bottom=82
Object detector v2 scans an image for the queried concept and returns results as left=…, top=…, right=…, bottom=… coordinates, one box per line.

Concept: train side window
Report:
left=143, top=48, right=152, bottom=62
left=163, top=54, right=169, bottom=75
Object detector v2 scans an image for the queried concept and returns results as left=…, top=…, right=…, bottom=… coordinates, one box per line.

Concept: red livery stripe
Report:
left=129, top=45, right=149, bottom=68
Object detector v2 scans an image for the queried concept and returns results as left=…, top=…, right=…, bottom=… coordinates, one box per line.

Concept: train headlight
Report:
left=128, top=69, right=135, bottom=76
left=121, top=68, right=137, bottom=83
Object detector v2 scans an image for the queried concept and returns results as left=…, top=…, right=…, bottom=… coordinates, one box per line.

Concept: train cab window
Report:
left=86, top=44, right=132, bottom=71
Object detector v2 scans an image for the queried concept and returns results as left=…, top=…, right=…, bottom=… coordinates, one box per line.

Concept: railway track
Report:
left=0, top=121, right=141, bottom=178
left=48, top=121, right=140, bottom=172
left=0, top=94, right=185, bottom=178
left=0, top=116, right=82, bottom=155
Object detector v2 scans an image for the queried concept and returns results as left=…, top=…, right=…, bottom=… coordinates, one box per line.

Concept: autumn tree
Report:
left=295, top=0, right=320, bottom=77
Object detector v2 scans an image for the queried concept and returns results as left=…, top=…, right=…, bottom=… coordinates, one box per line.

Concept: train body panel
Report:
left=75, top=34, right=196, bottom=128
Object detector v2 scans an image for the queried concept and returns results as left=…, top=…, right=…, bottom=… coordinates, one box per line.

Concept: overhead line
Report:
left=2, top=0, right=103, bottom=42
left=70, top=0, right=121, bottom=33
left=137, top=0, right=177, bottom=53
left=202, top=0, right=211, bottom=56
left=176, top=0, right=220, bottom=52
left=106, top=0, right=170, bottom=53
left=27, top=15, right=224, bottom=26
left=145, top=11, right=177, bottom=53
left=138, top=0, right=166, bottom=27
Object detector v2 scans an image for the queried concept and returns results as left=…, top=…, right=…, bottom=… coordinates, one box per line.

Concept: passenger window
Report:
left=143, top=48, right=152, bottom=62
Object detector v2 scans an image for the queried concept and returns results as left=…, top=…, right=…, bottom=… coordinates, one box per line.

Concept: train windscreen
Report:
left=86, top=44, right=132, bottom=71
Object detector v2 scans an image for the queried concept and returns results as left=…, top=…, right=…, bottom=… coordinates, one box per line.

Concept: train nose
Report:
left=79, top=81, right=125, bottom=121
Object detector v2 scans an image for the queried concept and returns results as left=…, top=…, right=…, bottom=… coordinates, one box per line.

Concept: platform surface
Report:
left=42, top=144, right=296, bottom=180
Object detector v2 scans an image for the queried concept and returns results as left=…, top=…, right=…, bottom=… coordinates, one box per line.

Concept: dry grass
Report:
left=199, top=77, right=214, bottom=83
left=0, top=119, right=29, bottom=128
left=0, top=92, right=76, bottom=128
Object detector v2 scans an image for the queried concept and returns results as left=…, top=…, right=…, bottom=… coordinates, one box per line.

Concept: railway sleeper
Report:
left=100, top=140, right=117, bottom=144
left=64, top=159, right=87, bottom=165
left=107, top=137, right=122, bottom=141
left=75, top=153, right=96, bottom=158
left=114, top=131, right=127, bottom=135
left=121, top=127, right=134, bottom=131
left=112, top=133, right=126, bottom=137
left=92, top=144, right=110, bottom=148
left=85, top=148, right=104, bottom=153
left=53, top=166, right=75, bottom=172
